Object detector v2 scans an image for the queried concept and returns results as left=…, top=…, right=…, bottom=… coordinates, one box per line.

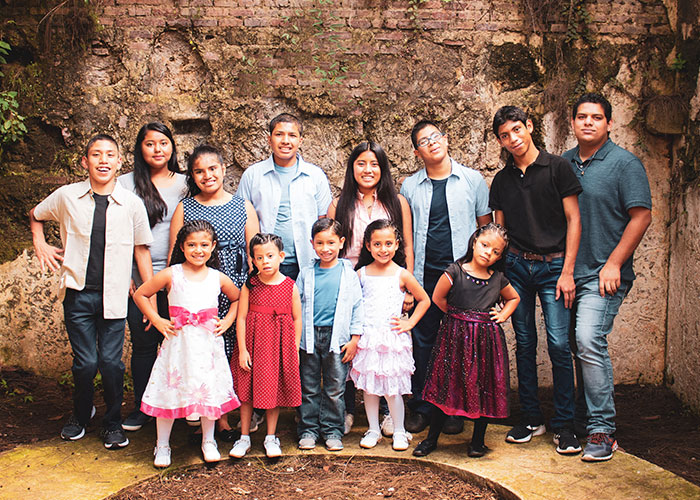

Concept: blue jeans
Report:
left=63, top=289, right=126, bottom=430
left=126, top=291, right=168, bottom=410
left=571, top=279, right=630, bottom=436
left=408, top=271, right=443, bottom=416
left=298, top=326, right=349, bottom=440
left=506, top=252, right=575, bottom=430
left=280, top=262, right=300, bottom=281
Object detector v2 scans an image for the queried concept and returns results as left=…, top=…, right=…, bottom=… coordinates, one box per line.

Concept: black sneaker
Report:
left=60, top=415, right=86, bottom=441
left=101, top=427, right=130, bottom=449
left=553, top=428, right=582, bottom=455
left=122, top=410, right=153, bottom=432
left=505, top=422, right=546, bottom=443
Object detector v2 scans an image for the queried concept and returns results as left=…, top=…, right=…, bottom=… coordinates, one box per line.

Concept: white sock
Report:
left=386, top=394, right=406, bottom=434
left=364, top=394, right=381, bottom=433
left=156, top=417, right=174, bottom=446
left=239, top=434, right=250, bottom=442
left=200, top=417, right=216, bottom=443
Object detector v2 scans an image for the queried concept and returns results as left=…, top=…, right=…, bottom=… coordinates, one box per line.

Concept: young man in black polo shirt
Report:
left=489, top=106, right=582, bottom=455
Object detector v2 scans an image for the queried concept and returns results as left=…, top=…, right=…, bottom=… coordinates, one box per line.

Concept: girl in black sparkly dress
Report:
left=414, top=223, right=520, bottom=458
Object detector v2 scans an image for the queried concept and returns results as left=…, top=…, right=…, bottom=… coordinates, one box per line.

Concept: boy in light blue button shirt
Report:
left=297, top=219, right=364, bottom=451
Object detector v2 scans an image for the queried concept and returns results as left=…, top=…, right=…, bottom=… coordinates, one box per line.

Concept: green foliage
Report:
left=562, top=0, right=593, bottom=44
left=58, top=371, right=134, bottom=391
left=1, top=377, right=35, bottom=403
left=0, top=41, right=28, bottom=156
left=669, top=53, right=687, bottom=72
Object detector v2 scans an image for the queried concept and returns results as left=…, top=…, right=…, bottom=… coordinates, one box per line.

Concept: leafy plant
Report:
left=0, top=41, right=28, bottom=157
left=670, top=53, right=687, bottom=72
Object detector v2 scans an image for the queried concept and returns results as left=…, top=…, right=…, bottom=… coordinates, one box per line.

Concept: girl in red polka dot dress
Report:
left=229, top=233, right=302, bottom=458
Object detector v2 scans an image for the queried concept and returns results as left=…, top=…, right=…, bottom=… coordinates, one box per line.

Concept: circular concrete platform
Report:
left=2, top=419, right=698, bottom=500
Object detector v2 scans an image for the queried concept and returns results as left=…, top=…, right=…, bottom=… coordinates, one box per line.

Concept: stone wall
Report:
left=0, top=0, right=686, bottom=398
left=666, top=0, right=700, bottom=413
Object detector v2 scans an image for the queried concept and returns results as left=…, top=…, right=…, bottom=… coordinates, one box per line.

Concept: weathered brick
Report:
left=218, top=18, right=244, bottom=27
left=193, top=18, right=218, bottom=27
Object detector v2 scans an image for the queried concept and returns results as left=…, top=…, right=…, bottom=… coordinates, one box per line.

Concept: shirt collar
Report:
left=418, top=157, right=461, bottom=184
left=77, top=178, right=125, bottom=205
left=573, top=138, right=614, bottom=163
left=263, top=153, right=310, bottom=176
left=356, top=190, right=378, bottom=202
left=506, top=149, right=548, bottom=170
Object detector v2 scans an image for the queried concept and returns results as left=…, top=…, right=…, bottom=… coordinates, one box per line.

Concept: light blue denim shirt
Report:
left=400, top=158, right=491, bottom=286
left=237, top=153, right=332, bottom=269
left=298, top=258, right=364, bottom=354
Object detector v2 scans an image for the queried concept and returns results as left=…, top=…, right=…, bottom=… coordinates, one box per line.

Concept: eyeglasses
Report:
left=416, top=132, right=445, bottom=148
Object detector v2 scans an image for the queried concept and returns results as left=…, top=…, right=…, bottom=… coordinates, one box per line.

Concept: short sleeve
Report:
left=33, top=186, right=65, bottom=223
left=132, top=198, right=153, bottom=246
left=496, top=270, right=510, bottom=291
left=236, top=169, right=252, bottom=201
left=489, top=171, right=503, bottom=211
left=444, top=262, right=460, bottom=282
left=553, top=158, right=582, bottom=199
left=619, top=158, right=652, bottom=211
left=473, top=173, right=491, bottom=217
left=315, top=171, right=332, bottom=217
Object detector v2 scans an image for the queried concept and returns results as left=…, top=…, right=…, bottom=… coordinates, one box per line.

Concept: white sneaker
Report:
left=344, top=413, right=354, bottom=435
left=380, top=414, right=395, bottom=437
left=298, top=436, right=316, bottom=450
left=325, top=437, right=344, bottom=451
left=237, top=412, right=265, bottom=433
left=264, top=435, right=282, bottom=458
left=360, top=429, right=381, bottom=449
left=153, top=444, right=171, bottom=468
left=392, top=431, right=412, bottom=451
left=229, top=436, right=251, bottom=458
left=201, top=440, right=221, bottom=462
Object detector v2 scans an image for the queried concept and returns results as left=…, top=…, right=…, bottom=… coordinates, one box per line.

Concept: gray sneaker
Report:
left=325, top=437, right=344, bottom=451
left=298, top=435, right=316, bottom=450
left=581, top=433, right=618, bottom=462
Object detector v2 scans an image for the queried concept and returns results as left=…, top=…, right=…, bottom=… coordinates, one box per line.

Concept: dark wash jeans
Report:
left=126, top=291, right=168, bottom=411
left=505, top=252, right=575, bottom=430
left=63, top=288, right=126, bottom=430
left=298, top=326, right=349, bottom=440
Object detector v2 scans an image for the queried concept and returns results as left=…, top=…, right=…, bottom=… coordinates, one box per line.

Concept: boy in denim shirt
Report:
left=297, top=219, right=363, bottom=451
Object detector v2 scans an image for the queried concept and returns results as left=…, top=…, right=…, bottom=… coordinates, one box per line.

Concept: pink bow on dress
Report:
left=169, top=306, right=218, bottom=333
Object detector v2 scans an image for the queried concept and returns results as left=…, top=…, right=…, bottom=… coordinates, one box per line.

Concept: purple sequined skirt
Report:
left=423, top=308, right=509, bottom=419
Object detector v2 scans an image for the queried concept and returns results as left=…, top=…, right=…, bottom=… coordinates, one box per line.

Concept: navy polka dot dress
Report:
left=183, top=195, right=248, bottom=359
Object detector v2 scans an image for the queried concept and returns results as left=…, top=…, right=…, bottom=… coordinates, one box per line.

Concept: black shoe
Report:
left=505, top=421, right=546, bottom=443
left=442, top=415, right=464, bottom=435
left=467, top=444, right=489, bottom=457
left=405, top=412, right=430, bottom=433
left=215, top=428, right=239, bottom=442
left=122, top=409, right=153, bottom=432
left=101, top=427, right=130, bottom=449
left=412, top=439, right=438, bottom=457
left=553, top=428, right=582, bottom=455
left=61, top=415, right=86, bottom=441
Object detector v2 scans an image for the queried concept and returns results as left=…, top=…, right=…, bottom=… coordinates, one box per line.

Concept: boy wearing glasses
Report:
left=400, top=119, right=491, bottom=434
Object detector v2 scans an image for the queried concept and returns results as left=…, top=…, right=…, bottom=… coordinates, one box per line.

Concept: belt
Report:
left=509, top=247, right=565, bottom=262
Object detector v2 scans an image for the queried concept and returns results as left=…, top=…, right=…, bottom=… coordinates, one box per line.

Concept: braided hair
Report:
left=246, top=233, right=284, bottom=289
left=457, top=222, right=510, bottom=272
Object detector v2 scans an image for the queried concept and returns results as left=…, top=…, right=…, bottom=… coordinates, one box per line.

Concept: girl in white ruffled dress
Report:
left=350, top=219, right=430, bottom=451
left=134, top=220, right=241, bottom=468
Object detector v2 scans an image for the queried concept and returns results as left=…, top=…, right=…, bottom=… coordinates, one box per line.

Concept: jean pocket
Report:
left=545, top=257, right=564, bottom=275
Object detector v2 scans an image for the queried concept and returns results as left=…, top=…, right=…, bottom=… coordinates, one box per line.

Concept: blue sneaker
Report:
left=581, top=433, right=617, bottom=462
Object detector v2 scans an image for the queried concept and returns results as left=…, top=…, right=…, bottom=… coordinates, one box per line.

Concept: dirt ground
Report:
left=109, top=455, right=502, bottom=500
left=1, top=366, right=699, bottom=491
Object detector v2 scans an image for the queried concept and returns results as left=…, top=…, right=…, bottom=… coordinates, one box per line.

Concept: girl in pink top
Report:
left=327, top=142, right=414, bottom=435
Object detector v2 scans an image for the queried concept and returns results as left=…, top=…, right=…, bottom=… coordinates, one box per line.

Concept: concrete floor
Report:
left=2, top=417, right=699, bottom=500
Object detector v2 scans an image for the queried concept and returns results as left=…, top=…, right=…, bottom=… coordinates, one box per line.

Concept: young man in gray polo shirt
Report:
left=563, top=93, right=652, bottom=462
